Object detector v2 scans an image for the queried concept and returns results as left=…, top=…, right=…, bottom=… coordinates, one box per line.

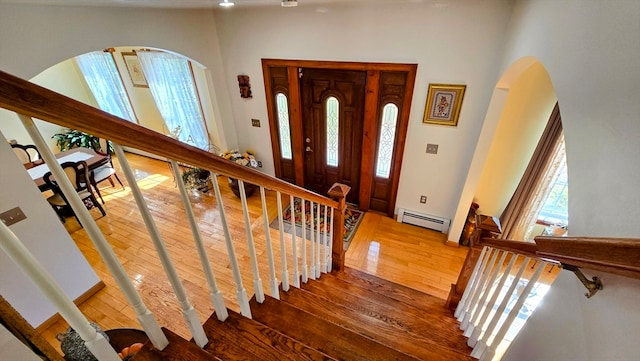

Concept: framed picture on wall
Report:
left=122, top=52, right=148, bottom=88
left=422, top=83, right=466, bottom=126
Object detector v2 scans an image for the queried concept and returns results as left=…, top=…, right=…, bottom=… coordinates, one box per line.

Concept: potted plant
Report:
left=220, top=149, right=258, bottom=198
left=52, top=128, right=107, bottom=152
left=181, top=166, right=212, bottom=193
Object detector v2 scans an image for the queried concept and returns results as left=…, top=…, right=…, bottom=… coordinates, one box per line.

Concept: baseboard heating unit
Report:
left=397, top=209, right=451, bottom=234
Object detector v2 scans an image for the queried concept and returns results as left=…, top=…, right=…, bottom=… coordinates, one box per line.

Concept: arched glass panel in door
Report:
left=326, top=96, right=339, bottom=167
left=276, top=93, right=292, bottom=160
left=375, top=103, right=399, bottom=178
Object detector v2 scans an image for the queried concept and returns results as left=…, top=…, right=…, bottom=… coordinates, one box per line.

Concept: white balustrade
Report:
left=170, top=161, right=228, bottom=321
left=211, top=174, right=252, bottom=317
left=290, top=195, right=301, bottom=288
left=114, top=145, right=208, bottom=348
left=301, top=199, right=309, bottom=283
left=238, top=179, right=265, bottom=303
left=0, top=223, right=120, bottom=361
left=315, top=204, right=321, bottom=278
left=260, top=186, right=279, bottom=299
left=276, top=192, right=290, bottom=291
left=458, top=246, right=551, bottom=360
left=328, top=207, right=334, bottom=270
left=309, top=201, right=316, bottom=280
left=20, top=115, right=169, bottom=350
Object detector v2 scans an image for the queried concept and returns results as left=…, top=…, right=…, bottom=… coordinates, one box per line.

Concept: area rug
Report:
left=269, top=198, right=364, bottom=251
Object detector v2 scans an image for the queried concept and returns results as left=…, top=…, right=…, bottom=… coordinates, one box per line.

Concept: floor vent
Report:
left=397, top=209, right=451, bottom=233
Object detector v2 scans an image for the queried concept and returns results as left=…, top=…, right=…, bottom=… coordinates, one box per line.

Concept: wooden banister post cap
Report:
left=328, top=183, right=351, bottom=200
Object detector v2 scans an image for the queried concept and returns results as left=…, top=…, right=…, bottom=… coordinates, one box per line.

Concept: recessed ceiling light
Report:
left=219, top=0, right=235, bottom=7
left=281, top=0, right=298, bottom=7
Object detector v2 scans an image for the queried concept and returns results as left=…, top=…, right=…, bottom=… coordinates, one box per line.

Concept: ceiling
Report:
left=0, top=0, right=425, bottom=9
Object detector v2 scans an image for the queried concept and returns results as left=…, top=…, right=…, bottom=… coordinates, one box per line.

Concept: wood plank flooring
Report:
left=37, top=152, right=473, bottom=353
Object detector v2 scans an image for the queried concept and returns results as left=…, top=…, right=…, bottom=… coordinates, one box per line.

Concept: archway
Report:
left=449, top=57, right=559, bottom=244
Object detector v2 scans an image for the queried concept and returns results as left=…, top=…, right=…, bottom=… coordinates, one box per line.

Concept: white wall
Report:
left=212, top=0, right=514, bottom=222
left=0, top=3, right=237, bottom=151
left=0, top=132, right=101, bottom=327
left=498, top=1, right=640, bottom=360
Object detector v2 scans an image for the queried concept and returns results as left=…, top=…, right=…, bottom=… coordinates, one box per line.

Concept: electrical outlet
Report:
left=420, top=195, right=427, bottom=204
left=257, top=161, right=262, bottom=168
left=251, top=118, right=261, bottom=127
left=426, top=144, right=439, bottom=154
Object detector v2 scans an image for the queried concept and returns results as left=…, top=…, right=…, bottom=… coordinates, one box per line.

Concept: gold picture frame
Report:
left=422, top=83, right=466, bottom=126
left=122, top=52, right=148, bottom=88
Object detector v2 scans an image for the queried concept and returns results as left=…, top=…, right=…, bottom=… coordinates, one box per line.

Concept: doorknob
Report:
left=306, top=146, right=313, bottom=152
left=305, top=138, right=311, bottom=143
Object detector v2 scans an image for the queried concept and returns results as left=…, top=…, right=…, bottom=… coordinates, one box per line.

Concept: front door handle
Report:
left=306, top=146, right=313, bottom=152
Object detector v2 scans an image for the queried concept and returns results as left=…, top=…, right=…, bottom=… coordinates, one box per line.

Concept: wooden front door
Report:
left=301, top=68, right=366, bottom=204
left=263, top=59, right=417, bottom=216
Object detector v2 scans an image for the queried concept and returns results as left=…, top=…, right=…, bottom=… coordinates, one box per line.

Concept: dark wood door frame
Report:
left=262, top=59, right=417, bottom=216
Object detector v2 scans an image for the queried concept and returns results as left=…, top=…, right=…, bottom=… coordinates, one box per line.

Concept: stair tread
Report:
left=250, top=295, right=420, bottom=361
left=132, top=327, right=219, bottom=361
left=281, top=284, right=473, bottom=361
left=203, top=309, right=335, bottom=361
left=337, top=267, right=452, bottom=310
left=299, top=277, right=471, bottom=352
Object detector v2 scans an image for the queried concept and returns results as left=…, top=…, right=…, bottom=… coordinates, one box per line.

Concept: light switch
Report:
left=0, top=207, right=27, bottom=226
left=426, top=144, right=439, bottom=154
left=251, top=118, right=261, bottom=127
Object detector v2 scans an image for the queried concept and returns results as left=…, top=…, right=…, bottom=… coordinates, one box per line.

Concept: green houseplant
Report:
left=52, top=128, right=109, bottom=152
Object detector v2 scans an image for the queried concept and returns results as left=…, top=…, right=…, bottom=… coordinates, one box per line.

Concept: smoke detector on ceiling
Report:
left=281, top=0, right=298, bottom=7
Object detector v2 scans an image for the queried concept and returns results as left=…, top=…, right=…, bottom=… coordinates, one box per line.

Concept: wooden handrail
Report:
left=446, top=214, right=640, bottom=310
left=535, top=236, right=640, bottom=280
left=0, top=70, right=338, bottom=209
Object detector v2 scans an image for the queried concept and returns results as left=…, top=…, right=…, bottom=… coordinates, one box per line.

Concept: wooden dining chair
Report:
left=11, top=143, right=41, bottom=164
left=43, top=161, right=106, bottom=225
left=90, top=138, right=125, bottom=204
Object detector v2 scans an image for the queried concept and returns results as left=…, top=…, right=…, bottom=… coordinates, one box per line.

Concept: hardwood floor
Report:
left=38, top=152, right=472, bottom=353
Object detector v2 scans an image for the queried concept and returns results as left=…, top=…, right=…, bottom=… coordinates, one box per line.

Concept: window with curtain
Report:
left=136, top=51, right=209, bottom=150
left=76, top=51, right=137, bottom=122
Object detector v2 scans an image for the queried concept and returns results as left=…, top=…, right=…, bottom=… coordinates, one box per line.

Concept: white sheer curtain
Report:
left=137, top=51, right=209, bottom=150
left=517, top=135, right=567, bottom=241
left=76, top=51, right=137, bottom=122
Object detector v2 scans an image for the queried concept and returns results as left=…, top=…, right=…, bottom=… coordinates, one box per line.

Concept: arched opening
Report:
left=0, top=46, right=224, bottom=155
left=451, top=57, right=565, bottom=244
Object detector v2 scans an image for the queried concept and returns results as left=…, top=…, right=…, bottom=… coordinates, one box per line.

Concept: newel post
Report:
left=445, top=214, right=502, bottom=310
left=328, top=183, right=351, bottom=272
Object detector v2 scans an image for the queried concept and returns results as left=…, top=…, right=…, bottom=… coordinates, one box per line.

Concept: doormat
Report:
left=269, top=198, right=364, bottom=252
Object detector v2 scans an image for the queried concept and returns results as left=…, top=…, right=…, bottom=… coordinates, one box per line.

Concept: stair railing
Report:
left=0, top=70, right=349, bottom=357
left=454, top=243, right=555, bottom=361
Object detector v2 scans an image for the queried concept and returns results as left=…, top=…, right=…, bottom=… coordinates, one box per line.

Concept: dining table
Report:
left=27, top=147, right=108, bottom=191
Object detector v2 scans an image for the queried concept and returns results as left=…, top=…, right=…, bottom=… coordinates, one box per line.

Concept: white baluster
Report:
left=480, top=260, right=547, bottom=361
left=289, top=195, right=300, bottom=288
left=328, top=207, right=334, bottom=271
left=456, top=246, right=490, bottom=320
left=468, top=252, right=517, bottom=347
left=300, top=199, right=308, bottom=283
left=170, top=161, right=227, bottom=321
left=276, top=192, right=290, bottom=291
left=238, top=180, right=265, bottom=303
left=322, top=205, right=329, bottom=273
left=211, top=174, right=251, bottom=318
left=309, top=201, right=316, bottom=280
left=19, top=115, right=169, bottom=350
left=260, top=186, right=279, bottom=299
left=461, top=248, right=500, bottom=330
left=0, top=223, right=120, bottom=361
left=315, top=204, right=322, bottom=278
left=114, top=145, right=208, bottom=348
left=465, top=249, right=508, bottom=338
left=471, top=255, right=530, bottom=359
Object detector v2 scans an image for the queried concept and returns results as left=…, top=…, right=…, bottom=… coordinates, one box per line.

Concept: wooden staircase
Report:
left=133, top=268, right=473, bottom=361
